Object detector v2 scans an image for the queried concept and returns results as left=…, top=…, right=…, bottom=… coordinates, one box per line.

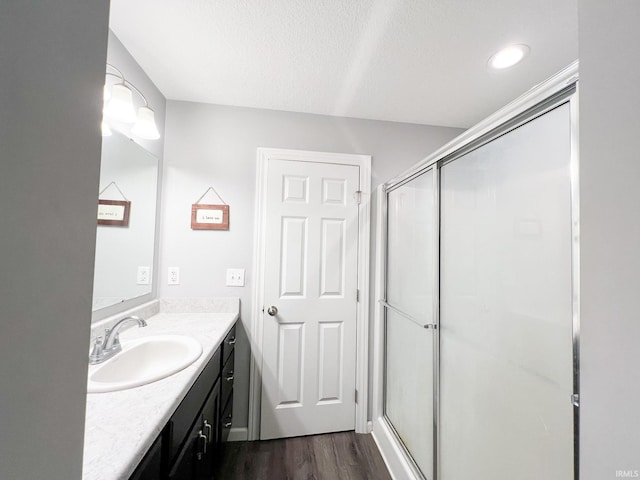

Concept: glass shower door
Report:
left=384, top=169, right=436, bottom=479
left=439, top=103, right=575, bottom=479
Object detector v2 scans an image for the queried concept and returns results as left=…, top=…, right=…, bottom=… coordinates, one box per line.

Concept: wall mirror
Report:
left=92, top=130, right=159, bottom=312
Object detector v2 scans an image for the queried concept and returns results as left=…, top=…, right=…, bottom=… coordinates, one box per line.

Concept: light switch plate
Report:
left=226, top=268, right=245, bottom=287
left=168, top=267, right=180, bottom=285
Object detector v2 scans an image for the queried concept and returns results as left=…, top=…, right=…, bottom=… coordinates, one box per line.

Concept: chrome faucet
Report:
left=89, top=316, right=147, bottom=365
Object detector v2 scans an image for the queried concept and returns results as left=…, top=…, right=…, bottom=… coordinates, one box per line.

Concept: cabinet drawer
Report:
left=221, top=354, right=234, bottom=409
left=222, top=324, right=236, bottom=365
left=167, top=346, right=221, bottom=466
left=220, top=397, right=233, bottom=443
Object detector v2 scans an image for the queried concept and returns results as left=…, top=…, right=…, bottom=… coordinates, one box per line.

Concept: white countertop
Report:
left=82, top=311, right=238, bottom=480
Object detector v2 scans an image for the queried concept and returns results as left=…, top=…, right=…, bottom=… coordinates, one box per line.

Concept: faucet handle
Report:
left=110, top=334, right=122, bottom=350
left=89, top=336, right=104, bottom=364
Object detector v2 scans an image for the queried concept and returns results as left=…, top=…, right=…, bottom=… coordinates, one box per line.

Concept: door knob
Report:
left=267, top=306, right=278, bottom=316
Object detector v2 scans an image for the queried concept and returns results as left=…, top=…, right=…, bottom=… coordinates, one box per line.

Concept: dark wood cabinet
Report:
left=220, top=354, right=234, bottom=420
left=167, top=347, right=221, bottom=467
left=129, top=435, right=163, bottom=480
left=220, top=324, right=236, bottom=445
left=222, top=324, right=236, bottom=365
left=220, top=395, right=233, bottom=444
left=128, top=321, right=236, bottom=480
left=200, top=378, right=221, bottom=476
left=168, top=380, right=220, bottom=480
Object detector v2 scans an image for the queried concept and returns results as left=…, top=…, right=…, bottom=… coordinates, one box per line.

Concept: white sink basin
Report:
left=87, top=335, right=202, bottom=393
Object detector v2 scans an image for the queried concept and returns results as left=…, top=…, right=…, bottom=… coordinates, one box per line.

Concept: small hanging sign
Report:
left=191, top=187, right=229, bottom=230
left=191, top=204, right=229, bottom=230
left=98, top=200, right=131, bottom=226
left=98, top=181, right=130, bottom=227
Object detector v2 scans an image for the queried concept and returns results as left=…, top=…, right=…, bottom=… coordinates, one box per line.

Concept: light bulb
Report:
left=104, top=83, right=136, bottom=123
left=131, top=106, right=160, bottom=140
left=489, top=45, right=530, bottom=70
left=101, top=120, right=112, bottom=137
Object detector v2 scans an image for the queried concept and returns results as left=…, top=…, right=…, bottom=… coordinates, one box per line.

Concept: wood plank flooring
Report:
left=214, top=431, right=392, bottom=480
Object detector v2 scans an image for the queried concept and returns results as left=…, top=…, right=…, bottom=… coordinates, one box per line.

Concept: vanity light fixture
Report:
left=488, top=44, right=530, bottom=70
left=131, top=106, right=160, bottom=140
left=101, top=120, right=112, bottom=137
left=105, top=83, right=137, bottom=123
left=103, top=63, right=161, bottom=140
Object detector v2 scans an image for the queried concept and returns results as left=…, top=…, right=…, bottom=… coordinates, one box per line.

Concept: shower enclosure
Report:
left=373, top=63, right=579, bottom=480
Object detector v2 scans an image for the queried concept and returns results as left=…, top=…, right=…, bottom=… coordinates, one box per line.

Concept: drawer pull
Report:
left=203, top=420, right=212, bottom=442
left=226, top=337, right=236, bottom=345
left=223, top=420, right=232, bottom=428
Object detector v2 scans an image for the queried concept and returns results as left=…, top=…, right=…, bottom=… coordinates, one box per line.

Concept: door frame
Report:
left=248, top=147, right=372, bottom=440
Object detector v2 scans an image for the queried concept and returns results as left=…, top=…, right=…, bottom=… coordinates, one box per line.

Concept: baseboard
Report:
left=227, top=427, right=248, bottom=442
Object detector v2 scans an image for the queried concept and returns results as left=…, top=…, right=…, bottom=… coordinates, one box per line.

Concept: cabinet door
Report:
left=129, top=435, right=162, bottom=480
left=168, top=380, right=221, bottom=480
left=200, top=379, right=221, bottom=478
left=167, top=347, right=221, bottom=466
left=167, top=412, right=205, bottom=480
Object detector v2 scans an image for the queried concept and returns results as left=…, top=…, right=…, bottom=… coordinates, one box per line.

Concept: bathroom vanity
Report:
left=83, top=309, right=237, bottom=480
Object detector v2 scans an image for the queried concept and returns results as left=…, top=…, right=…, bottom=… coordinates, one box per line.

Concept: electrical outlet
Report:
left=168, top=267, right=180, bottom=285
left=226, top=268, right=245, bottom=287
left=136, top=266, right=150, bottom=285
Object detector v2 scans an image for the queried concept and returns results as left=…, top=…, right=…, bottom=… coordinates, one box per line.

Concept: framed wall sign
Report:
left=191, top=204, right=229, bottom=230
left=98, top=199, right=131, bottom=226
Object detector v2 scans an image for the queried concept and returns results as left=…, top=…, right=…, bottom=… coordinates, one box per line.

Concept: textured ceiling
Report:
left=109, top=0, right=577, bottom=128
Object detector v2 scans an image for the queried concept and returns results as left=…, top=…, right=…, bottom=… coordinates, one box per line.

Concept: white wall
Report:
left=160, top=101, right=463, bottom=429
left=93, top=31, right=167, bottom=321
left=0, top=1, right=109, bottom=478
left=579, top=1, right=640, bottom=477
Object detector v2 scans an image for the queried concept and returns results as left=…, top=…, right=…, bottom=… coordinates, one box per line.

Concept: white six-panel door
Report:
left=259, top=159, right=360, bottom=439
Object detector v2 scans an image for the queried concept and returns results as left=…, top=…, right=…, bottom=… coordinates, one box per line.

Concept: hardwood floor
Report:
left=214, top=431, right=392, bottom=480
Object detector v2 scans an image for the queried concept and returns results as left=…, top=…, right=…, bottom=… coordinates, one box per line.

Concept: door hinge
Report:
left=572, top=393, right=580, bottom=407
left=355, top=389, right=358, bottom=404
left=356, top=289, right=360, bottom=302
left=354, top=190, right=362, bottom=205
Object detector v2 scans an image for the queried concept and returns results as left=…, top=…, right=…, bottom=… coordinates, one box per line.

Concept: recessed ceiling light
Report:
left=489, top=44, right=530, bottom=70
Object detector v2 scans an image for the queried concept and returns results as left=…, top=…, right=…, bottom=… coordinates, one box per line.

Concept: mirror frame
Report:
left=91, top=132, right=162, bottom=323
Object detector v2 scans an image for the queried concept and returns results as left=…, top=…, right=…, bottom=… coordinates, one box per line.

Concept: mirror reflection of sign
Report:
left=196, top=208, right=223, bottom=224
left=98, top=204, right=126, bottom=221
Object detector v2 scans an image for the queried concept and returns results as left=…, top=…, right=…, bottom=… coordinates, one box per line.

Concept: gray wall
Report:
left=160, top=100, right=463, bottom=430
left=0, top=1, right=109, bottom=479
left=93, top=31, right=167, bottom=322
left=579, top=0, right=640, bottom=477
